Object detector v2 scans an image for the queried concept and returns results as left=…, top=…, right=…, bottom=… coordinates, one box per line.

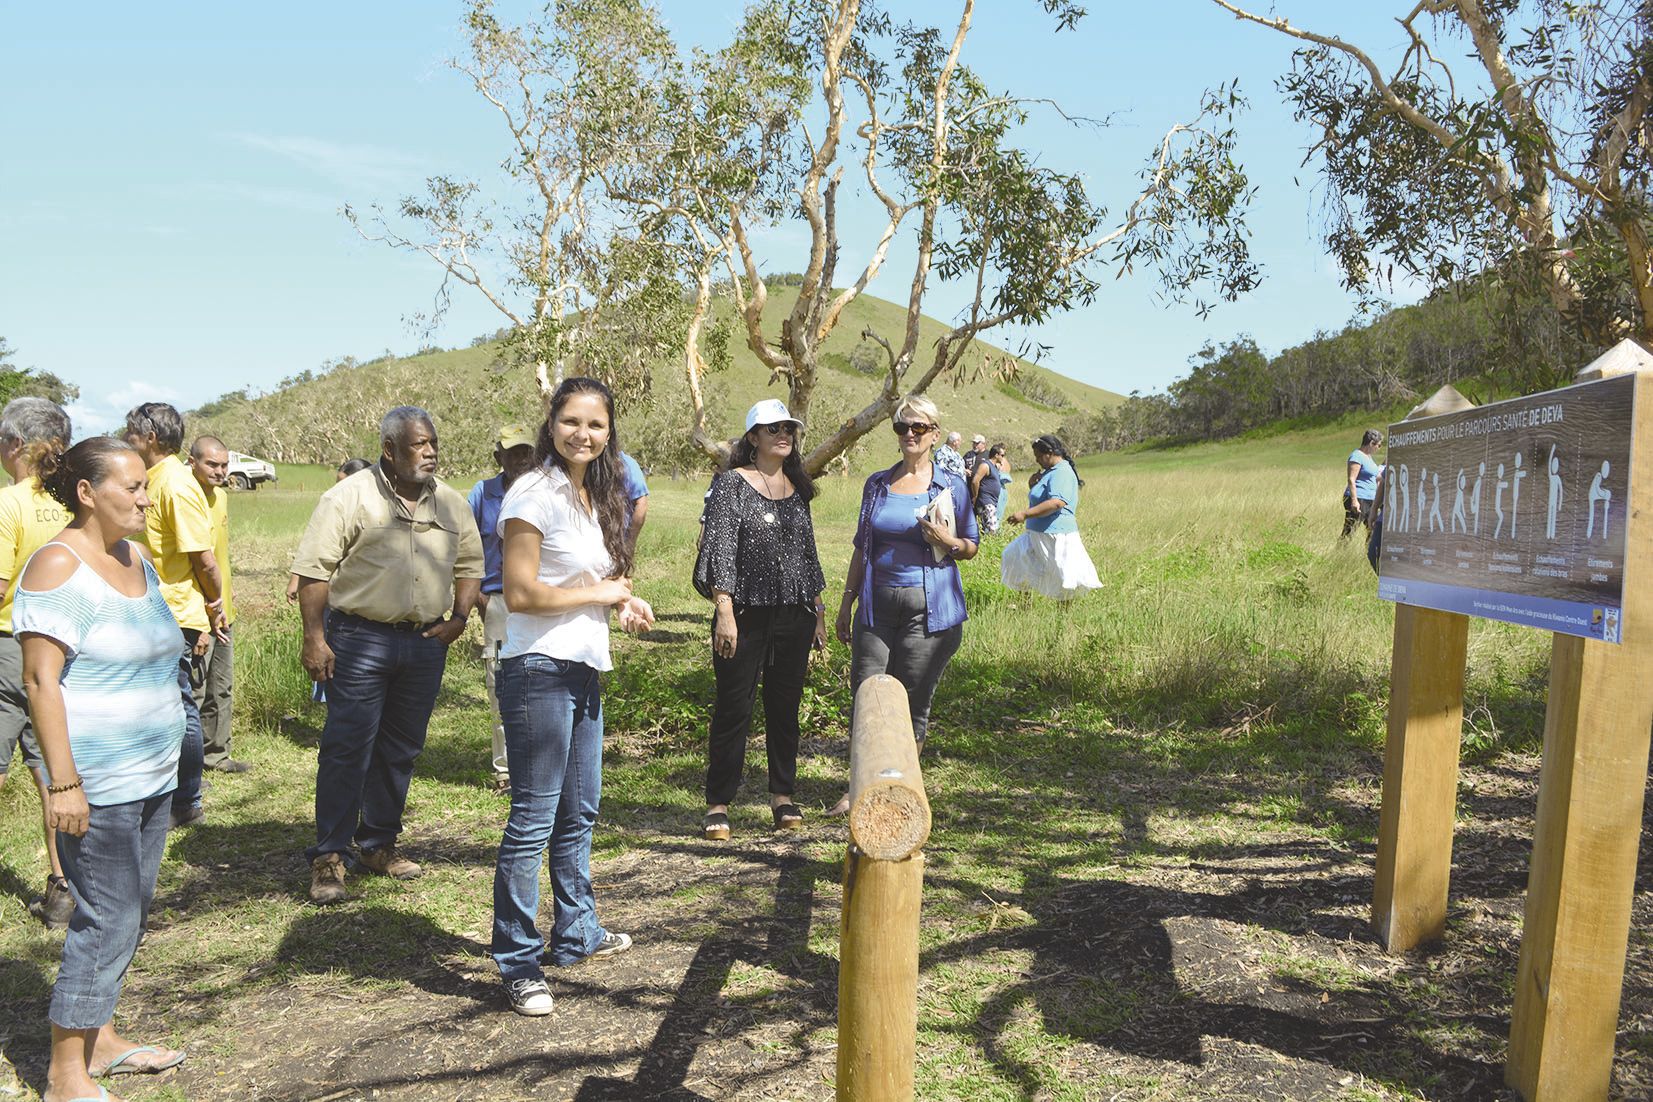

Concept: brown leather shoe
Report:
left=309, top=853, right=347, bottom=904
left=358, top=845, right=422, bottom=880
left=29, top=875, right=74, bottom=929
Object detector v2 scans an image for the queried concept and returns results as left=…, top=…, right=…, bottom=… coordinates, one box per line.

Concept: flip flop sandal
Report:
left=702, top=812, right=730, bottom=841
left=771, top=803, right=804, bottom=831
left=65, top=1090, right=110, bottom=1102
left=95, top=1044, right=186, bottom=1077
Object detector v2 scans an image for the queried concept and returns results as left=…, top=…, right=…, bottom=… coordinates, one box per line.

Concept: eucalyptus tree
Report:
left=351, top=0, right=1263, bottom=471
left=343, top=0, right=689, bottom=401
left=601, top=0, right=1262, bottom=471
left=1208, top=0, right=1653, bottom=354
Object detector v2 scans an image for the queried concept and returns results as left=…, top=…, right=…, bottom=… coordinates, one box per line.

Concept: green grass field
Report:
left=3, top=425, right=1644, bottom=1101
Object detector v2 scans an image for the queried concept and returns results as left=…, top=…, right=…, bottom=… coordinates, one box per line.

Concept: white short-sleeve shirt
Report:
left=496, top=465, right=616, bottom=670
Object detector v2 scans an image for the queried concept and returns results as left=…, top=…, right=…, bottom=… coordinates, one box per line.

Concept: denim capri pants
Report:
left=50, top=791, right=172, bottom=1028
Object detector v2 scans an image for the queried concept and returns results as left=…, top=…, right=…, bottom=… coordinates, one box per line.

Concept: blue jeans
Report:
left=491, top=654, right=605, bottom=977
left=307, top=614, right=447, bottom=863
left=174, top=653, right=203, bottom=814
left=51, top=791, right=172, bottom=1028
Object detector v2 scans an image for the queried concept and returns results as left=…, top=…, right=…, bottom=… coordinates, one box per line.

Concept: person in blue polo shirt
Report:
left=469, top=426, right=538, bottom=790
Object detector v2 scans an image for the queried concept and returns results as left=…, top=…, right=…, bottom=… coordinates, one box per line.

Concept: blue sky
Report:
left=1, top=2, right=1413, bottom=434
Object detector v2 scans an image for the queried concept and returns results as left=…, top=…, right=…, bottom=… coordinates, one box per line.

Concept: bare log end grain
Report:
left=847, top=675, right=932, bottom=861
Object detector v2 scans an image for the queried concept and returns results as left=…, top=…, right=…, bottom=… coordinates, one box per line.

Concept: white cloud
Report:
left=65, top=380, right=187, bottom=441
left=203, top=182, right=341, bottom=215
left=227, top=132, right=428, bottom=190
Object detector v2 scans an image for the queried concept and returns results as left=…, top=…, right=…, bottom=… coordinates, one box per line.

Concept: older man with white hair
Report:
left=291, top=406, right=483, bottom=903
left=934, top=430, right=967, bottom=481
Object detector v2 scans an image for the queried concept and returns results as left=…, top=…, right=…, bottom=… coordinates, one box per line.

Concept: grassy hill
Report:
left=193, top=287, right=1123, bottom=478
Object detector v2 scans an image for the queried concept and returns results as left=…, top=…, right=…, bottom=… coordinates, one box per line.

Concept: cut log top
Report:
left=848, top=675, right=931, bottom=861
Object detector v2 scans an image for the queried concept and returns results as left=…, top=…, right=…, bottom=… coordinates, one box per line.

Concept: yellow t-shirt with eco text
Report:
left=0, top=479, right=71, bottom=634
left=142, top=455, right=214, bottom=632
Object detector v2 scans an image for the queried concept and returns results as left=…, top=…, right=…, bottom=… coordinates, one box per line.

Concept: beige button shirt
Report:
left=291, top=464, right=484, bottom=625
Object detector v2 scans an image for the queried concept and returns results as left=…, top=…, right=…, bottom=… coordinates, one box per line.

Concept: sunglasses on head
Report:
left=759, top=422, right=796, bottom=436
left=893, top=421, right=937, bottom=437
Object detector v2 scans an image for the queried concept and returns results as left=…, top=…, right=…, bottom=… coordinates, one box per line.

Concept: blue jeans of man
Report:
left=492, top=654, right=605, bottom=978
left=307, top=614, right=447, bottom=863
left=51, top=790, right=172, bottom=1028
left=174, top=649, right=204, bottom=814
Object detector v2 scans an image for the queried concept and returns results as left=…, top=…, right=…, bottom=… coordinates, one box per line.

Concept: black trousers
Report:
left=705, top=604, right=815, bottom=807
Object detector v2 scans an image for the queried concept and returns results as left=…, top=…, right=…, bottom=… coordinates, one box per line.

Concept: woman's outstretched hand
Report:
left=617, top=596, right=655, bottom=634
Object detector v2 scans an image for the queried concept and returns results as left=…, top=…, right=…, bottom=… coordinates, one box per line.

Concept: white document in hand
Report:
left=917, top=487, right=955, bottom=562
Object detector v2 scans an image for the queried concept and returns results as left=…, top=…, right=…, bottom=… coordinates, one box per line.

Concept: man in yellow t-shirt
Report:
left=125, top=402, right=225, bottom=828
left=0, top=397, right=73, bottom=927
left=188, top=435, right=247, bottom=773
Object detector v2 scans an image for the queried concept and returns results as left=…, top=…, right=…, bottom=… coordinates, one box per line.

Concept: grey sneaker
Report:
left=506, top=977, right=554, bottom=1016
left=589, top=930, right=632, bottom=960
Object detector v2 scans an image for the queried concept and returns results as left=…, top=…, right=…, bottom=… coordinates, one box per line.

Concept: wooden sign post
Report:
left=837, top=675, right=931, bottom=1102
left=1370, top=341, right=1653, bottom=1100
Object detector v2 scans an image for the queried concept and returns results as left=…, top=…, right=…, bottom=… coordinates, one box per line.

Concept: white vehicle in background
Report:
left=226, top=450, right=278, bottom=491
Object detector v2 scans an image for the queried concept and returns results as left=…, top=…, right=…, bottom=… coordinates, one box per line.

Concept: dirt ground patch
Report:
left=4, top=755, right=1653, bottom=1100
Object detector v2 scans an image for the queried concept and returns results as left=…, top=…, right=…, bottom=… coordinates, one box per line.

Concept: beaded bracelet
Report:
left=47, top=778, right=83, bottom=795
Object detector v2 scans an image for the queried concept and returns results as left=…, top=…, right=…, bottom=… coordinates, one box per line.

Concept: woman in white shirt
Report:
left=490, top=377, right=654, bottom=1018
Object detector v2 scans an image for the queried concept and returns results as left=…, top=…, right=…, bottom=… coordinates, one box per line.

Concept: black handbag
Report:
left=692, top=516, right=718, bottom=601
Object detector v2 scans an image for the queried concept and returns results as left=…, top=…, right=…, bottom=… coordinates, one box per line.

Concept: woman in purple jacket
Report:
left=830, top=396, right=978, bottom=814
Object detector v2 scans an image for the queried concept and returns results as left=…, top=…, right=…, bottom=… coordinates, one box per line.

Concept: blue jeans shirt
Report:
left=851, top=463, right=978, bottom=635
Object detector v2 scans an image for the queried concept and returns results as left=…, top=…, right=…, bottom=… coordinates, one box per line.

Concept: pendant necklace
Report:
left=758, top=464, right=785, bottom=524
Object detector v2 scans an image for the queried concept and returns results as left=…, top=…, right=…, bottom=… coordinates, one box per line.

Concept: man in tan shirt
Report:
left=292, top=406, right=483, bottom=903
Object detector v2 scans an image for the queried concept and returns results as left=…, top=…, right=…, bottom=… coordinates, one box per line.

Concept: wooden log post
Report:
left=1371, top=604, right=1470, bottom=951
left=838, top=675, right=929, bottom=1102
left=1506, top=352, right=1653, bottom=1101
left=1372, top=385, right=1477, bottom=953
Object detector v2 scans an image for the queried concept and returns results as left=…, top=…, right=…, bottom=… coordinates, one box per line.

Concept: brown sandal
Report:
left=771, top=803, right=803, bottom=831
left=702, top=812, right=731, bottom=840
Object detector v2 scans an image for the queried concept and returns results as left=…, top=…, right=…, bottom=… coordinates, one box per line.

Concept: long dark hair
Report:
left=729, top=427, right=816, bottom=503
left=1032, top=433, right=1083, bottom=488
left=535, top=376, right=634, bottom=577
left=38, top=438, right=141, bottom=516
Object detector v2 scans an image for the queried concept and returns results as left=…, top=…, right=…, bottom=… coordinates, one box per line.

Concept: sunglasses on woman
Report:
left=892, top=421, right=936, bottom=437
left=759, top=422, right=796, bottom=436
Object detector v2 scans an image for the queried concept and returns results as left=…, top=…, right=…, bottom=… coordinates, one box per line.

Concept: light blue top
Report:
left=619, top=452, right=649, bottom=502
left=1027, top=462, right=1080, bottom=534
left=14, top=547, right=186, bottom=806
left=852, top=464, right=979, bottom=634
left=869, top=492, right=931, bottom=588
left=1347, top=449, right=1381, bottom=502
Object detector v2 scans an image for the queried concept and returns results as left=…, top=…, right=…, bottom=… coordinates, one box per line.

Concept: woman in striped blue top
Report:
left=16, top=437, right=188, bottom=1102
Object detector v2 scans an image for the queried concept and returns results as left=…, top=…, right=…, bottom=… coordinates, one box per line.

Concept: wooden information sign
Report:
left=1377, top=373, right=1635, bottom=642
left=1371, top=339, right=1653, bottom=1102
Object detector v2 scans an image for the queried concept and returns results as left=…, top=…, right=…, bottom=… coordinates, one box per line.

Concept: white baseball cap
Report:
left=745, top=398, right=803, bottom=433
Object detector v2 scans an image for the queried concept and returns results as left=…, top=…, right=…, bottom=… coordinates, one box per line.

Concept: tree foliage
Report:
left=0, top=338, right=80, bottom=409
left=1057, top=284, right=1600, bottom=455
left=353, top=0, right=1263, bottom=473
left=1211, top=0, right=1653, bottom=350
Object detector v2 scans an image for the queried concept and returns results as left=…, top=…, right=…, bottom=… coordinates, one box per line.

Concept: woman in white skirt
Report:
left=1001, top=434, right=1102, bottom=600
